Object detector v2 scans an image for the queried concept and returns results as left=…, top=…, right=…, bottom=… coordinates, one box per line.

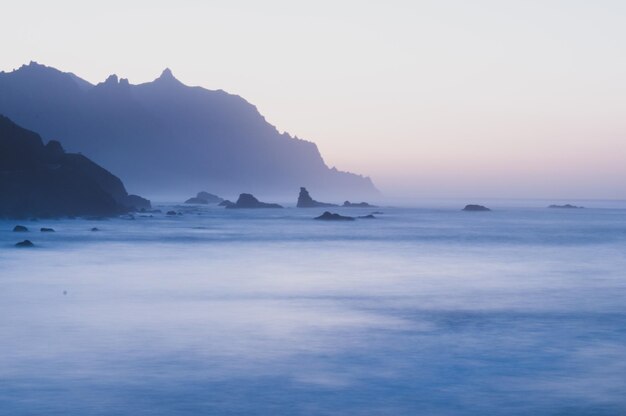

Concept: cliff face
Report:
left=0, top=62, right=378, bottom=199
left=0, top=114, right=150, bottom=218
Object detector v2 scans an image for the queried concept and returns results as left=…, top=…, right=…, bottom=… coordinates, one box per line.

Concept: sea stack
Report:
left=296, top=187, right=337, bottom=208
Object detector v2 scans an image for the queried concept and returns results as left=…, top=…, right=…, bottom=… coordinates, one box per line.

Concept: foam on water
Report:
left=1, top=204, right=625, bottom=415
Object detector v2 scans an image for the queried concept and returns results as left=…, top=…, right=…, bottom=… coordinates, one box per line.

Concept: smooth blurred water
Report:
left=1, top=204, right=626, bottom=415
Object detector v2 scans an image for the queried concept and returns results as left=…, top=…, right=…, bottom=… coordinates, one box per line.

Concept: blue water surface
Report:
left=1, top=203, right=625, bottom=415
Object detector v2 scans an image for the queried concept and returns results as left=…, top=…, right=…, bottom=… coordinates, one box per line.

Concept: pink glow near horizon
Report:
left=2, top=0, right=625, bottom=199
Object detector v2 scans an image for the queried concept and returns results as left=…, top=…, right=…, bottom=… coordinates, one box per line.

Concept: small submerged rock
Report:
left=314, top=211, right=355, bottom=221
left=91, top=227, right=100, bottom=232
left=40, top=227, right=55, bottom=232
left=166, top=210, right=178, bottom=216
left=549, top=204, right=583, bottom=209
left=218, top=200, right=235, bottom=208
left=343, top=201, right=377, bottom=208
left=462, top=204, right=491, bottom=212
left=13, top=225, right=28, bottom=232
left=358, top=214, right=376, bottom=219
left=15, top=240, right=34, bottom=247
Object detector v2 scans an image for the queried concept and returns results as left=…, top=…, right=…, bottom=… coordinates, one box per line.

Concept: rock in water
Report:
left=185, top=191, right=223, bottom=204
left=358, top=214, right=376, bottom=219
left=197, top=192, right=223, bottom=203
left=296, top=187, right=337, bottom=208
left=166, top=210, right=178, bottom=216
left=463, top=204, right=491, bottom=212
left=218, top=200, right=235, bottom=208
left=226, top=194, right=283, bottom=209
left=343, top=201, right=377, bottom=208
left=15, top=239, right=34, bottom=247
left=40, top=227, right=55, bottom=232
left=91, top=227, right=100, bottom=232
left=314, top=211, right=355, bottom=221
left=185, top=197, right=208, bottom=204
left=548, top=204, right=583, bottom=209
left=0, top=115, right=150, bottom=218
left=13, top=225, right=28, bottom=232
left=122, top=194, right=151, bottom=211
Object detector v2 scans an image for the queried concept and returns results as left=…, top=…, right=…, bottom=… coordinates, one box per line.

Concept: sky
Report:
left=2, top=0, right=625, bottom=199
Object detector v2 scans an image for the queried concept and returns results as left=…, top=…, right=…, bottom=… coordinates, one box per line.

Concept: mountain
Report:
left=0, top=62, right=378, bottom=200
left=0, top=114, right=150, bottom=218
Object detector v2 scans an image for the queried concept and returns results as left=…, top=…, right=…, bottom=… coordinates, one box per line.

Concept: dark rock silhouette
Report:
left=297, top=187, right=337, bottom=208
left=15, top=239, right=34, bottom=247
left=91, top=227, right=100, bottom=231
left=13, top=225, right=28, bottom=232
left=185, top=197, right=208, bottom=204
left=463, top=204, right=491, bottom=212
left=314, top=211, right=355, bottom=221
left=123, top=194, right=151, bottom=210
left=358, top=214, right=376, bottom=219
left=166, top=210, right=177, bottom=216
left=226, top=193, right=283, bottom=209
left=197, top=192, right=223, bottom=203
left=218, top=200, right=235, bottom=208
left=0, top=62, right=378, bottom=199
left=185, top=191, right=223, bottom=204
left=343, top=201, right=377, bottom=208
left=0, top=115, right=150, bottom=218
left=549, top=204, right=583, bottom=209
left=40, top=227, right=55, bottom=232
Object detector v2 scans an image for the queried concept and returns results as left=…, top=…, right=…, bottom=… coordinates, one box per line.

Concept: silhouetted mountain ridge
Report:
left=0, top=114, right=150, bottom=218
left=0, top=62, right=377, bottom=199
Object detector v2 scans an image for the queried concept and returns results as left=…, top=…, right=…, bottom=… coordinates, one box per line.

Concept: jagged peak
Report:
left=104, top=74, right=119, bottom=84
left=95, top=74, right=131, bottom=90
left=154, top=68, right=182, bottom=85
left=16, top=61, right=51, bottom=72
left=161, top=68, right=173, bottom=78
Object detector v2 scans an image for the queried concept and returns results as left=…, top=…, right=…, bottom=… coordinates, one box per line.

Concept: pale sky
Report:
left=2, top=0, right=625, bottom=199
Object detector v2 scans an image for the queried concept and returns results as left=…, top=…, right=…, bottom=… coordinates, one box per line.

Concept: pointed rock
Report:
left=297, top=187, right=337, bottom=208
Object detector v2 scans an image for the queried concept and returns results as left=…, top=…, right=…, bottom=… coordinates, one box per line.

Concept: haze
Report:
left=2, top=0, right=625, bottom=199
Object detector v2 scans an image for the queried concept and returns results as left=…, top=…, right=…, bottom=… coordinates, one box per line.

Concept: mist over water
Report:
left=1, top=204, right=626, bottom=415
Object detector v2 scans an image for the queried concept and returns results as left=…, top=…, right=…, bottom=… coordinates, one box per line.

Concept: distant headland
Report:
left=0, top=62, right=378, bottom=200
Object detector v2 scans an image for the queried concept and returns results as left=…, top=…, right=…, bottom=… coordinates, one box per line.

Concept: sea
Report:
left=1, top=201, right=625, bottom=415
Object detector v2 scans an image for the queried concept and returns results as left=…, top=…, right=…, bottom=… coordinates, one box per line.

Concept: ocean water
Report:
left=1, top=204, right=626, bottom=415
